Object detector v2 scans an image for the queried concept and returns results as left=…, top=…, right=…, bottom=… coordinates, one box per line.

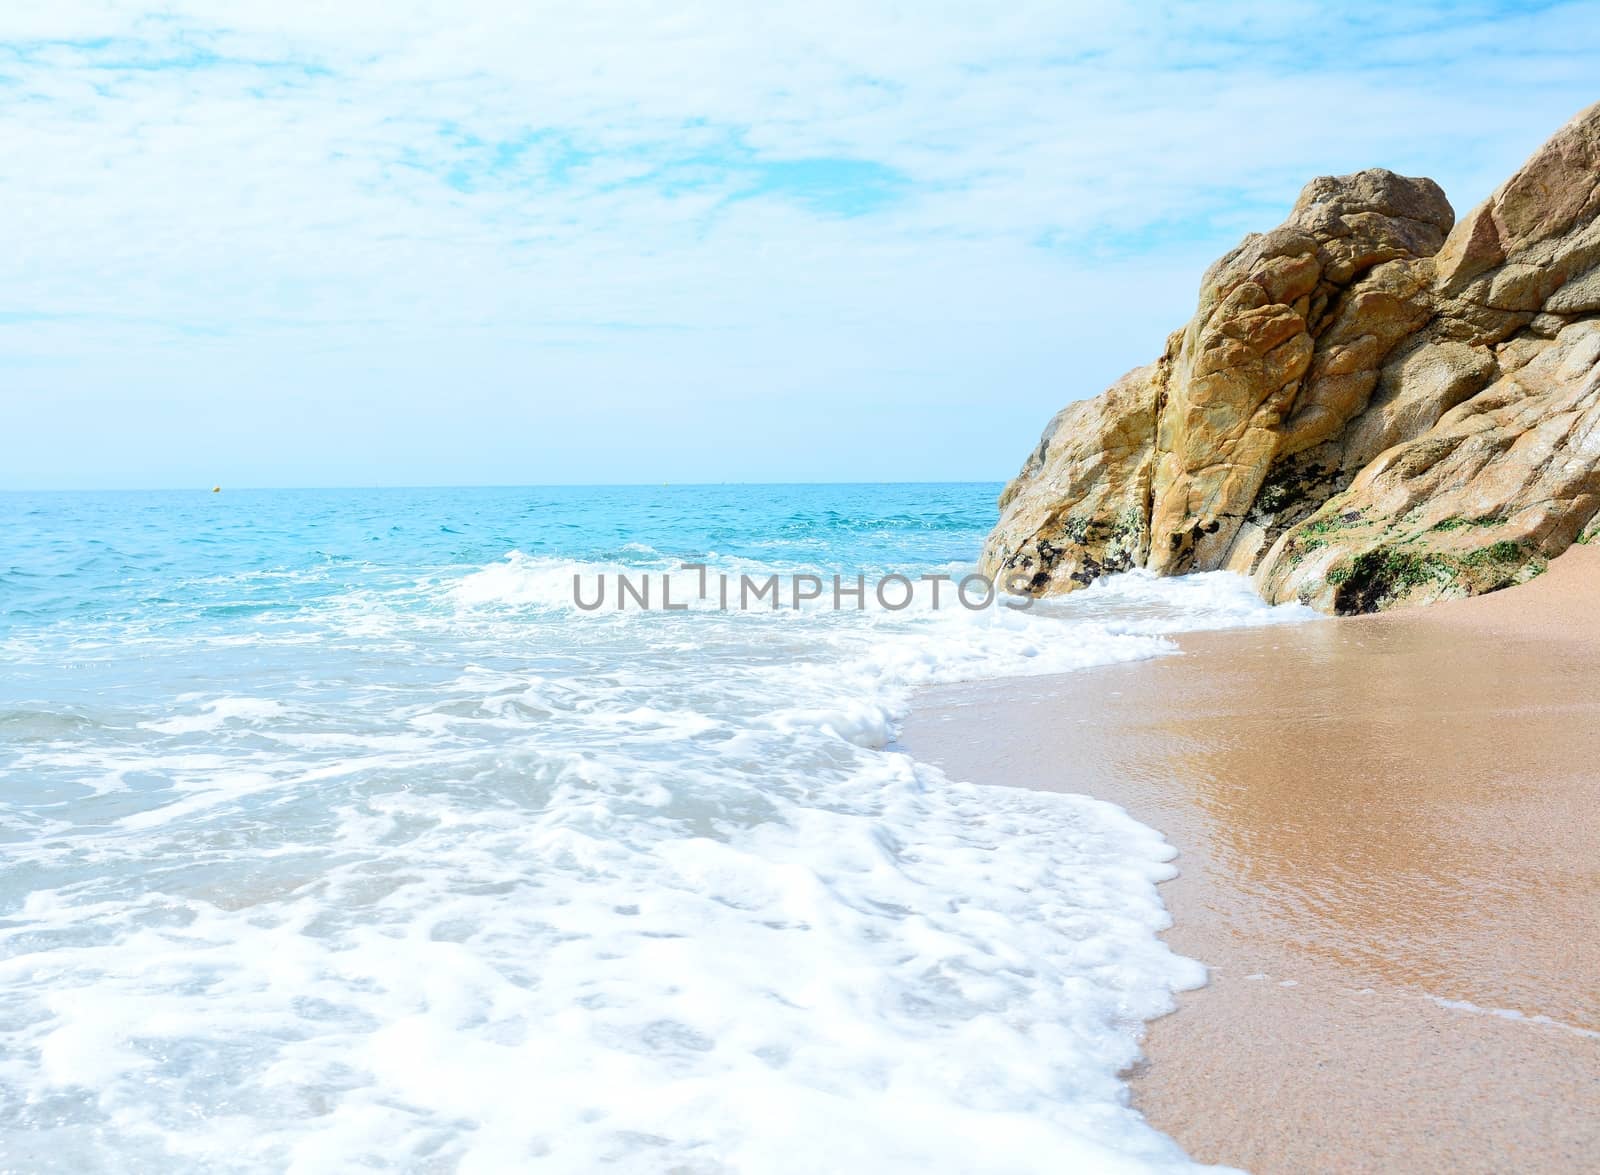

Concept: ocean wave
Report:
left=0, top=488, right=1298, bottom=1171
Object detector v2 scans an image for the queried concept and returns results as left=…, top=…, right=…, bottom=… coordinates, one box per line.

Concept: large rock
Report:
left=1255, top=321, right=1600, bottom=611
left=983, top=102, right=1600, bottom=613
left=987, top=364, right=1160, bottom=591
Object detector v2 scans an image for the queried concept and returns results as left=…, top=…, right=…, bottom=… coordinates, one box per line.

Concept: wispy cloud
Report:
left=3, top=1, right=1597, bottom=487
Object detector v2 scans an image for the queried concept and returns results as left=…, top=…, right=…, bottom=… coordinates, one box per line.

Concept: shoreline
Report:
left=902, top=547, right=1600, bottom=1173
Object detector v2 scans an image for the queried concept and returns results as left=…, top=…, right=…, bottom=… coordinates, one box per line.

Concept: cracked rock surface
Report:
left=982, top=102, right=1600, bottom=613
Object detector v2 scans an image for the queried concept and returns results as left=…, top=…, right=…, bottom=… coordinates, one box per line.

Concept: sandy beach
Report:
left=904, top=546, right=1600, bottom=1173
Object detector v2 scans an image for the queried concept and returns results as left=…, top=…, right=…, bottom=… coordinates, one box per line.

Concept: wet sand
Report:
left=903, top=547, right=1600, bottom=1173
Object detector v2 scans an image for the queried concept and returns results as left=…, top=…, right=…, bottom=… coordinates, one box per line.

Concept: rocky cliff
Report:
left=984, top=102, right=1600, bottom=613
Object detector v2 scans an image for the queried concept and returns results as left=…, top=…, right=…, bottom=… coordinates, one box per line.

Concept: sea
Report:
left=0, top=484, right=1306, bottom=1173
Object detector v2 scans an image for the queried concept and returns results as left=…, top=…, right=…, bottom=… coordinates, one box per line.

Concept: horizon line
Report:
left=0, top=478, right=1009, bottom=494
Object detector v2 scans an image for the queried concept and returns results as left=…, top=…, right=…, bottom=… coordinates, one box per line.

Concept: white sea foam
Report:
left=448, top=551, right=601, bottom=609
left=1427, top=996, right=1600, bottom=1040
left=0, top=554, right=1298, bottom=1172
left=142, top=697, right=288, bottom=735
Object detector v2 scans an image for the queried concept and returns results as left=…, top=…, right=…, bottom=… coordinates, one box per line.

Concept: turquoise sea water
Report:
left=1, top=484, right=1300, bottom=1173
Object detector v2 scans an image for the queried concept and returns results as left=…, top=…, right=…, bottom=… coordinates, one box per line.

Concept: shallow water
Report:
left=904, top=603, right=1600, bottom=1172
left=0, top=485, right=1303, bottom=1172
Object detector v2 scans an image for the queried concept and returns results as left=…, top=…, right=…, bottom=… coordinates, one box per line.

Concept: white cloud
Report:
left=2, top=0, right=1597, bottom=486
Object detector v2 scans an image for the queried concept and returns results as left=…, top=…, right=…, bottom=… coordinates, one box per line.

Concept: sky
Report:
left=3, top=1, right=1598, bottom=490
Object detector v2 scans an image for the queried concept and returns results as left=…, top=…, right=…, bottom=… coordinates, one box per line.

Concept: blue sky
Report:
left=3, top=0, right=1598, bottom=489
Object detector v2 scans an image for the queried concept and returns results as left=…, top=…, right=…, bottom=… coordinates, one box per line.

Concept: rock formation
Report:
left=984, top=102, right=1600, bottom=613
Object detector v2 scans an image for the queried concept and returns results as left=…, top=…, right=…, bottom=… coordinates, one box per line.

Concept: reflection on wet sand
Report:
left=905, top=548, right=1600, bottom=1174
left=1122, top=616, right=1598, bottom=1026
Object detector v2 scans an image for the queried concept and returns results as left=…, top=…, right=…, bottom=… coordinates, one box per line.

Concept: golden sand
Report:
left=903, top=546, right=1600, bottom=1173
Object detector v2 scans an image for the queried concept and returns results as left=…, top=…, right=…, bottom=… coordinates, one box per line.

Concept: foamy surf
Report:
left=0, top=485, right=1301, bottom=1172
